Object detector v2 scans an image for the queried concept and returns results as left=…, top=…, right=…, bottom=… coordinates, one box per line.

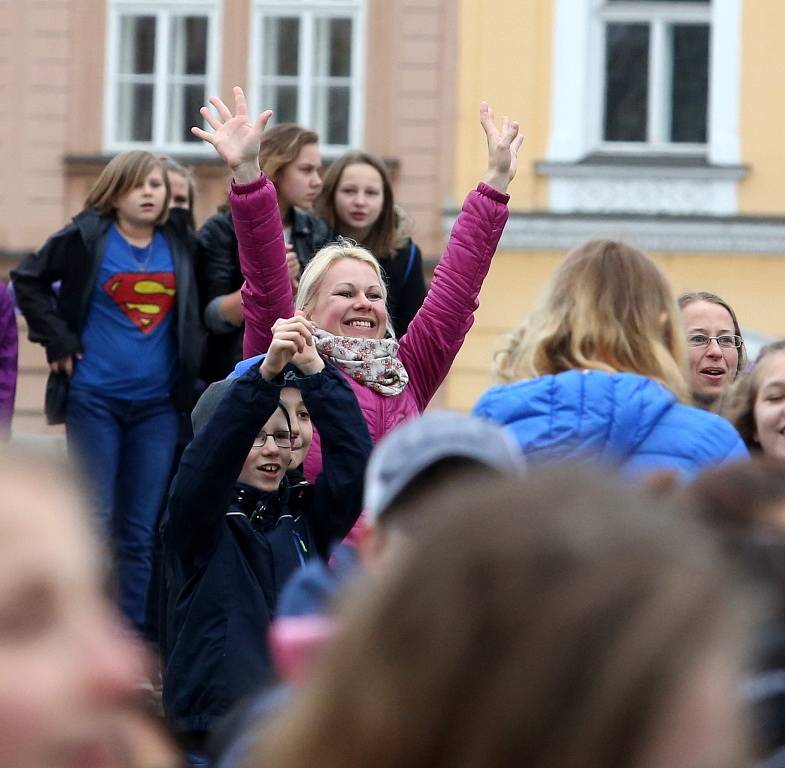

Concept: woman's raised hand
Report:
left=191, top=86, right=272, bottom=183
left=480, top=102, right=524, bottom=194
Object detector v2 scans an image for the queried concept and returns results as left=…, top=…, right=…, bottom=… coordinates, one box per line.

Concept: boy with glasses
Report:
left=160, top=315, right=371, bottom=763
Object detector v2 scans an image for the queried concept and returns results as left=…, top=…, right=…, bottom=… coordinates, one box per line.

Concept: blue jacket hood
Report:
left=473, top=370, right=748, bottom=477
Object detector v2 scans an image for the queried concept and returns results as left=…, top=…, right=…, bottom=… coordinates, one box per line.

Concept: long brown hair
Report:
left=494, top=240, right=690, bottom=401
left=259, top=123, right=319, bottom=183
left=255, top=469, right=753, bottom=768
left=84, top=150, right=170, bottom=226
left=317, top=150, right=397, bottom=256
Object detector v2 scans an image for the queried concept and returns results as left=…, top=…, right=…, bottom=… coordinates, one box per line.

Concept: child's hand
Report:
left=291, top=311, right=324, bottom=375
left=191, top=86, right=272, bottom=183
left=260, top=315, right=323, bottom=381
left=480, top=102, right=524, bottom=194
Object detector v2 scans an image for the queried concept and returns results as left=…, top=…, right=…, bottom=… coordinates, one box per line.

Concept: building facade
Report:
left=446, top=0, right=785, bottom=409
left=3, top=0, right=784, bottom=427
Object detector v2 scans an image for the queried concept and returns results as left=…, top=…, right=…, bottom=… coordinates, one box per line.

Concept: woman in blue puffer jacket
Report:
left=474, top=240, right=747, bottom=478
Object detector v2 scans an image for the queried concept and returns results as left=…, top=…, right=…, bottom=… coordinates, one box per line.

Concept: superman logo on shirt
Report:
left=103, top=272, right=176, bottom=335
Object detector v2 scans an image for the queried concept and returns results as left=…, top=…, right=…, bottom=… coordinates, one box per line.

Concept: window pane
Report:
left=262, top=17, right=300, bottom=76
left=670, top=24, right=709, bottom=143
left=119, top=15, right=155, bottom=74
left=170, top=16, right=208, bottom=75
left=169, top=83, right=205, bottom=143
left=313, top=17, right=352, bottom=77
left=316, top=86, right=350, bottom=145
left=604, top=23, right=649, bottom=142
left=262, top=84, right=298, bottom=124
left=116, top=83, right=153, bottom=141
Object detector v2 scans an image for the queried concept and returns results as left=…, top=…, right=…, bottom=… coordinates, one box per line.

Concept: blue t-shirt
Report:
left=71, top=224, right=177, bottom=399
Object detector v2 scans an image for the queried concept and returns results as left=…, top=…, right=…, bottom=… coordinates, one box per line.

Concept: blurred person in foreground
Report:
left=254, top=468, right=757, bottom=768
left=689, top=457, right=785, bottom=766
left=0, top=448, right=182, bottom=768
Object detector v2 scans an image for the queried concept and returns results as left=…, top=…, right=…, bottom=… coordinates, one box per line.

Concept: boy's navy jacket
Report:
left=161, top=362, right=371, bottom=735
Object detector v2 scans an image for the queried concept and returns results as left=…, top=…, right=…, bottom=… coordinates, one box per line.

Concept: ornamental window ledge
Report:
left=536, top=154, right=749, bottom=217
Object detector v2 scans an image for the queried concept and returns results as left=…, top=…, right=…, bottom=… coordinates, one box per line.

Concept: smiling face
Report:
left=753, top=350, right=785, bottom=459
left=309, top=258, right=388, bottom=339
left=681, top=301, right=740, bottom=406
left=333, top=162, right=385, bottom=240
left=113, top=167, right=167, bottom=232
left=280, top=387, right=313, bottom=470
left=276, top=143, right=323, bottom=213
left=0, top=464, right=145, bottom=768
left=237, top=408, right=292, bottom=492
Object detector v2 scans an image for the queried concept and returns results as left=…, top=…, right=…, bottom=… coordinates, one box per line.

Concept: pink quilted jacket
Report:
left=231, top=175, right=509, bottom=481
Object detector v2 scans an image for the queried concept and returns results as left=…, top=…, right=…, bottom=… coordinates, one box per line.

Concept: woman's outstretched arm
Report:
left=192, top=86, right=294, bottom=355
left=399, top=103, right=523, bottom=409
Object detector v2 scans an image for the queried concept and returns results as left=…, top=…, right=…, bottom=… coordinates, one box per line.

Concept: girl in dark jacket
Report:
left=317, top=150, right=427, bottom=338
left=11, top=150, right=204, bottom=632
left=198, top=124, right=332, bottom=382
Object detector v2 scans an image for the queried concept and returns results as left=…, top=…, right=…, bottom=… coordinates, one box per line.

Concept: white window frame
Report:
left=249, top=0, right=366, bottom=157
left=103, top=0, right=221, bottom=155
left=548, top=0, right=741, bottom=163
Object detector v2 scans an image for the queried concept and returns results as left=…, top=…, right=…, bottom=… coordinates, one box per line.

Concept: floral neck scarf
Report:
left=314, top=329, right=409, bottom=396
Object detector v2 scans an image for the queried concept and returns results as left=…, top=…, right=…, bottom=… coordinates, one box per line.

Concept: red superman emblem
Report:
left=104, top=272, right=176, bottom=335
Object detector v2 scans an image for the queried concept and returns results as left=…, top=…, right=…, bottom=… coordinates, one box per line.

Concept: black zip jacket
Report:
left=11, top=207, right=204, bottom=417
left=161, top=362, right=370, bottom=735
left=196, top=207, right=332, bottom=382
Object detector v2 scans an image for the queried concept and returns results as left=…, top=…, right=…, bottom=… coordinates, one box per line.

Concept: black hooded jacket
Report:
left=161, top=362, right=370, bottom=736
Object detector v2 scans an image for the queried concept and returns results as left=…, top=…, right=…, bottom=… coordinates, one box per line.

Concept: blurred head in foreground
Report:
left=257, top=468, right=755, bottom=768
left=0, top=449, right=149, bottom=768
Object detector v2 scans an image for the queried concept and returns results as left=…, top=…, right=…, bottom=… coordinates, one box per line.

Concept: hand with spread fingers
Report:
left=479, top=102, right=525, bottom=194
left=191, top=86, right=272, bottom=184
left=260, top=314, right=324, bottom=381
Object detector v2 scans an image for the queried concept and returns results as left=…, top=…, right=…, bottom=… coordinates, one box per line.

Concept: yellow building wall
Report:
left=738, top=0, right=785, bottom=215
left=445, top=0, right=785, bottom=412
left=445, top=250, right=785, bottom=412
left=453, top=0, right=552, bottom=209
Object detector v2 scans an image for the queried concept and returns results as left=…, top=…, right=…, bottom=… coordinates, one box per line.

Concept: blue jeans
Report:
left=66, top=388, right=179, bottom=631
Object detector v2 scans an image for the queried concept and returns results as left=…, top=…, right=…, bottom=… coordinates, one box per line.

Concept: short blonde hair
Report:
left=494, top=240, right=690, bottom=401
left=84, top=150, right=170, bottom=226
left=296, top=240, right=395, bottom=338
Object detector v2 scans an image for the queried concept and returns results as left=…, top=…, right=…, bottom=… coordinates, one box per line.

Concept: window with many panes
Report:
left=104, top=1, right=220, bottom=153
left=249, top=1, right=365, bottom=155
left=599, top=0, right=711, bottom=150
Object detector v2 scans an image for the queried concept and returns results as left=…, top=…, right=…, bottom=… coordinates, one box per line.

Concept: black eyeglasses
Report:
left=686, top=333, right=743, bottom=350
left=251, top=430, right=292, bottom=449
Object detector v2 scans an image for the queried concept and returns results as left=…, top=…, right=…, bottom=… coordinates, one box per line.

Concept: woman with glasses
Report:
left=678, top=291, right=746, bottom=410
left=473, top=240, right=748, bottom=479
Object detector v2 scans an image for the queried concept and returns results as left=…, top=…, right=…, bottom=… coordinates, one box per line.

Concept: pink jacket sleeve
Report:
left=399, top=182, right=509, bottom=411
left=230, top=176, right=295, bottom=357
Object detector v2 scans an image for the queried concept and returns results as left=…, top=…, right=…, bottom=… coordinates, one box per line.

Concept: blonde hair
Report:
left=495, top=240, right=690, bottom=401
left=296, top=240, right=395, bottom=338
left=84, top=150, right=170, bottom=226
